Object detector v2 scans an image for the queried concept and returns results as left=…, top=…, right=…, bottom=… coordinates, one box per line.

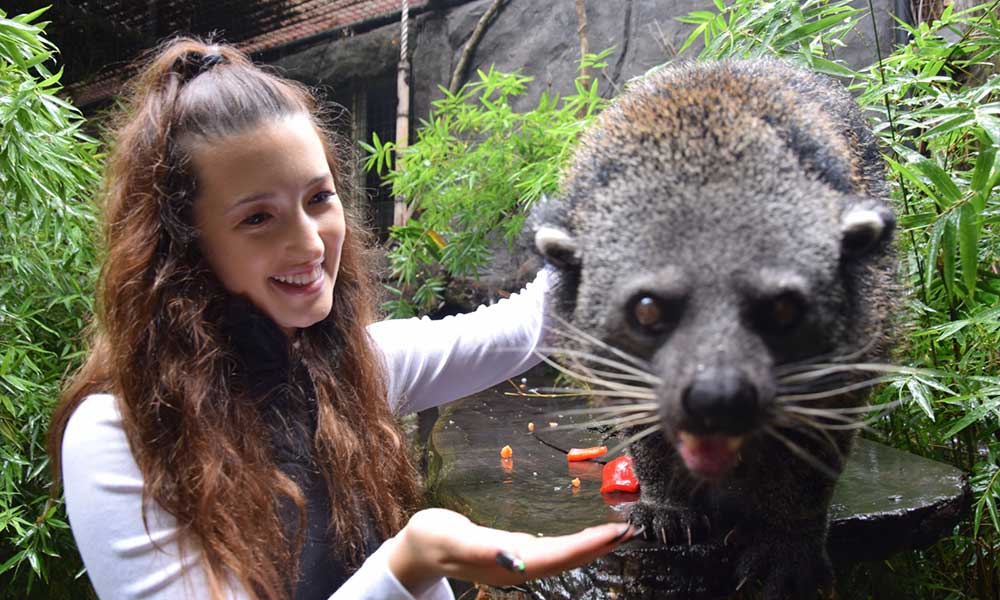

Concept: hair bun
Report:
left=171, top=50, right=226, bottom=84
left=199, top=54, right=224, bottom=72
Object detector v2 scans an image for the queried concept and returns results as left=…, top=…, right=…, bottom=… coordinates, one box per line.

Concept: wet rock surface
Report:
left=427, top=381, right=971, bottom=599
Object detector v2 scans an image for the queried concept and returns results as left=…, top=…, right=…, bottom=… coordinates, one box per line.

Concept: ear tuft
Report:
left=841, top=203, right=895, bottom=258
left=535, top=225, right=581, bottom=269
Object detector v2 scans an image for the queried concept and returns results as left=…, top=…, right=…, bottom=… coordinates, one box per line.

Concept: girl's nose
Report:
left=284, top=212, right=324, bottom=260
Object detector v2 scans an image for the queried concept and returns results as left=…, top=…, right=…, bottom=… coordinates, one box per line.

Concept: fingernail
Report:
left=495, top=550, right=526, bottom=573
left=608, top=524, right=632, bottom=544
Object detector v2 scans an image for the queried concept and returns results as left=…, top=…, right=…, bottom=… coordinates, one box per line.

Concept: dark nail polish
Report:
left=495, top=550, right=526, bottom=573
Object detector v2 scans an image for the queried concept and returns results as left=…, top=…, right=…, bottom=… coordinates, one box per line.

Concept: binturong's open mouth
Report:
left=676, top=431, right=745, bottom=480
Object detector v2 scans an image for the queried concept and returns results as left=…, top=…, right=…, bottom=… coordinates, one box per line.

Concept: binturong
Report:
left=531, top=58, right=898, bottom=598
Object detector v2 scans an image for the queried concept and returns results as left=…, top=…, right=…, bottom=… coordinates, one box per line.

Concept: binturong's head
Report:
left=532, top=59, right=897, bottom=481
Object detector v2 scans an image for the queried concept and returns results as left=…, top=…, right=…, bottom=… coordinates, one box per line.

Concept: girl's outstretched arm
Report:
left=370, top=268, right=552, bottom=415
left=383, top=508, right=635, bottom=597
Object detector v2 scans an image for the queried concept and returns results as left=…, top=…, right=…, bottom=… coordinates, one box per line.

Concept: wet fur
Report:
left=531, top=59, right=897, bottom=598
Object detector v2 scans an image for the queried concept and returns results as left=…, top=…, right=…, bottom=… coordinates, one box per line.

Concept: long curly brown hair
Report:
left=48, top=37, right=421, bottom=599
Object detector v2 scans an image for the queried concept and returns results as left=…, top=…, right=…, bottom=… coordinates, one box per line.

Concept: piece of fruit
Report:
left=500, top=444, right=513, bottom=458
left=600, top=455, right=640, bottom=493
left=567, top=446, right=609, bottom=462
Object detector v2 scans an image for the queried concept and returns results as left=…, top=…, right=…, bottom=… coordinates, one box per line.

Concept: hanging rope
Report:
left=395, top=0, right=412, bottom=226
left=400, top=0, right=409, bottom=63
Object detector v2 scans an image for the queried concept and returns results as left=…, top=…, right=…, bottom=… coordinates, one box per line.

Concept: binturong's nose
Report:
left=681, top=367, right=759, bottom=435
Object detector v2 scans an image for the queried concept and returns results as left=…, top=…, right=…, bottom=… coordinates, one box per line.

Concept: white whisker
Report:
left=536, top=346, right=659, bottom=385
left=783, top=399, right=901, bottom=416
left=763, top=425, right=839, bottom=479
left=774, top=414, right=848, bottom=459
left=774, top=331, right=883, bottom=375
left=555, top=403, right=660, bottom=416
left=545, top=316, right=651, bottom=370
left=559, top=414, right=661, bottom=432
left=535, top=387, right=657, bottom=401
left=607, top=423, right=662, bottom=457
left=535, top=353, right=653, bottom=396
left=776, top=376, right=894, bottom=402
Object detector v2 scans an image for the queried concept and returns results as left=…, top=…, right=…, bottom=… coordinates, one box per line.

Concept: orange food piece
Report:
left=500, top=444, right=513, bottom=458
left=567, top=446, right=609, bottom=462
left=571, top=477, right=581, bottom=488
left=527, top=422, right=535, bottom=433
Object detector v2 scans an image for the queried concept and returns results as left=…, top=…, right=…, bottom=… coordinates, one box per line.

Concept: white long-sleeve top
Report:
left=61, top=269, right=550, bottom=600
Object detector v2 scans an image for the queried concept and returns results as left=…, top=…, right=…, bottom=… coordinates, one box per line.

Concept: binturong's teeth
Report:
left=678, top=431, right=702, bottom=450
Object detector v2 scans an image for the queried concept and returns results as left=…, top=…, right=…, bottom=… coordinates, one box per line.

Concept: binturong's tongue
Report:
left=677, top=431, right=744, bottom=480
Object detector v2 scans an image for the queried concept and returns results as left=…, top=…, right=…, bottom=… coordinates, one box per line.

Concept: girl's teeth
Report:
left=273, top=265, right=321, bottom=286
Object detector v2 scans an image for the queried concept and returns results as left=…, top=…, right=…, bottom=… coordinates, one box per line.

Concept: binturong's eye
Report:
left=627, top=294, right=680, bottom=336
left=756, top=291, right=807, bottom=332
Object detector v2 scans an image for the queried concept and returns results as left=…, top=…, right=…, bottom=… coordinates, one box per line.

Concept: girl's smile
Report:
left=191, top=113, right=346, bottom=335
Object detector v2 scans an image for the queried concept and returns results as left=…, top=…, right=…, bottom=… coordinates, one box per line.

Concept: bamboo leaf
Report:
left=977, top=112, right=1000, bottom=146
left=970, top=145, right=996, bottom=212
left=810, top=57, right=856, bottom=79
left=915, top=159, right=962, bottom=207
left=921, top=113, right=974, bottom=139
left=958, top=202, right=980, bottom=300
left=907, top=379, right=935, bottom=421
left=942, top=214, right=957, bottom=297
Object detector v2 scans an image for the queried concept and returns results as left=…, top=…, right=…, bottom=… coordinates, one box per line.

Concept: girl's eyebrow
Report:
left=226, top=173, right=332, bottom=214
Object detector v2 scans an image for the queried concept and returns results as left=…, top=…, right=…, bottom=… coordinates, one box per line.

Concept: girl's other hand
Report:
left=387, top=508, right=636, bottom=595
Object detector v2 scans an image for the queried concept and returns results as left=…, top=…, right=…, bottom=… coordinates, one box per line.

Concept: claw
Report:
left=735, top=576, right=749, bottom=592
left=660, top=526, right=667, bottom=544
left=724, top=528, right=736, bottom=547
left=686, top=525, right=692, bottom=546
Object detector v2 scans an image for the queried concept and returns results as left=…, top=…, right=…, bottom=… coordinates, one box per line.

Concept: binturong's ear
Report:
left=531, top=194, right=581, bottom=270
left=840, top=199, right=896, bottom=259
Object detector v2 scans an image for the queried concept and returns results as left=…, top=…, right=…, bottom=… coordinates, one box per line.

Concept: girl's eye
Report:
left=241, top=212, right=271, bottom=226
left=310, top=191, right=337, bottom=205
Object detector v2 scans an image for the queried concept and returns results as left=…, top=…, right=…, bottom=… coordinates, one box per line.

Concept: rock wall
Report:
left=276, top=0, right=901, bottom=121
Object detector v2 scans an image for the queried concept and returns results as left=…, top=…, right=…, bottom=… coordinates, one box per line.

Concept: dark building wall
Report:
left=275, top=0, right=899, bottom=123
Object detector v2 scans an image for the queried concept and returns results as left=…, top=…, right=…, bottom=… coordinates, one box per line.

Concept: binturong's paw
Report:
left=627, top=501, right=712, bottom=546
left=733, top=531, right=834, bottom=600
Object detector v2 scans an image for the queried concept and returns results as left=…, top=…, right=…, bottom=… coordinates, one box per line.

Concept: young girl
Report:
left=47, top=38, right=632, bottom=600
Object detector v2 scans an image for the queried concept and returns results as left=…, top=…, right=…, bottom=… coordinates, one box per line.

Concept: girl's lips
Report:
left=269, top=268, right=325, bottom=296
left=271, top=262, right=324, bottom=285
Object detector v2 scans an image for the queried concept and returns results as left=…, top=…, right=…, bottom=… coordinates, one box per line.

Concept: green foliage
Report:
left=0, top=7, right=100, bottom=599
left=676, top=0, right=863, bottom=78
left=677, top=0, right=1000, bottom=597
left=363, top=51, right=611, bottom=316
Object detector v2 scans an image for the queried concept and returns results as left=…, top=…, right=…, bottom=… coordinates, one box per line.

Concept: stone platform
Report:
left=426, top=380, right=971, bottom=599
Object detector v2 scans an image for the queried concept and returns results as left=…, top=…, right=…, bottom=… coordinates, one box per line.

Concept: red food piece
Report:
left=567, top=446, right=609, bottom=462
left=600, top=455, right=640, bottom=493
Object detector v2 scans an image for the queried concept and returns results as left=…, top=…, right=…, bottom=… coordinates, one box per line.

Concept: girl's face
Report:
left=191, top=114, right=346, bottom=335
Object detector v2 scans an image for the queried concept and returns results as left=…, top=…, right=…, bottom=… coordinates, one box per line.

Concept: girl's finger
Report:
left=499, top=522, right=635, bottom=578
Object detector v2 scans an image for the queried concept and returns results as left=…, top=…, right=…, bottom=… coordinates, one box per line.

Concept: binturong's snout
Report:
left=673, top=366, right=764, bottom=480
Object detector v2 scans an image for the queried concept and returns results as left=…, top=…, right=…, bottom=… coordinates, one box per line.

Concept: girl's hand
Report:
left=386, top=508, right=636, bottom=594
